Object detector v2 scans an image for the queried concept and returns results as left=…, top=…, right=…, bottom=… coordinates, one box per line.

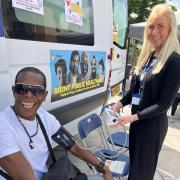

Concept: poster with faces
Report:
left=50, top=49, right=106, bottom=102
left=12, top=0, right=44, bottom=15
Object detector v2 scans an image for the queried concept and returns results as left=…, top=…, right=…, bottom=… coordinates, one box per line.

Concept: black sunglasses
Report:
left=12, top=83, right=45, bottom=97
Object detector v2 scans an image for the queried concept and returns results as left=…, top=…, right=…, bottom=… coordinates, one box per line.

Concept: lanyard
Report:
left=139, top=51, right=159, bottom=93
left=140, top=52, right=158, bottom=82
left=140, top=62, right=154, bottom=81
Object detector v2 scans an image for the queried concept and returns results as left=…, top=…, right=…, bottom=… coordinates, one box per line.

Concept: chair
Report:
left=78, top=113, right=130, bottom=179
left=101, top=103, right=129, bottom=152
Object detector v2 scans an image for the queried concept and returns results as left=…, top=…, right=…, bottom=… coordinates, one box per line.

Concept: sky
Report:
left=167, top=0, right=180, bottom=10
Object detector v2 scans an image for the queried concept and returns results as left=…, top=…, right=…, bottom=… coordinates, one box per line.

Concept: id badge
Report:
left=132, top=93, right=140, bottom=105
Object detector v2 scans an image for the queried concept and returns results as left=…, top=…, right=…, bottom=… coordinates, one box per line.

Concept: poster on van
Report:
left=12, top=0, right=44, bottom=15
left=65, top=0, right=83, bottom=26
left=50, top=50, right=106, bottom=102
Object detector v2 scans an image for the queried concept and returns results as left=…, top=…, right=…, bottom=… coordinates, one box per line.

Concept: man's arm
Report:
left=52, top=126, right=114, bottom=179
left=70, top=143, right=114, bottom=180
left=0, top=151, right=36, bottom=180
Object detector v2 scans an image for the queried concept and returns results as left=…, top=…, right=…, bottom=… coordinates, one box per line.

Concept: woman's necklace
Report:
left=12, top=107, right=39, bottom=150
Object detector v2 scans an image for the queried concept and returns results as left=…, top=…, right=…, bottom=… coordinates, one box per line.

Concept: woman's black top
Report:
left=120, top=51, right=180, bottom=120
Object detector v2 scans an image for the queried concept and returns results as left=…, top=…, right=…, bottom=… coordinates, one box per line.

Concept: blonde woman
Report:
left=112, top=4, right=180, bottom=180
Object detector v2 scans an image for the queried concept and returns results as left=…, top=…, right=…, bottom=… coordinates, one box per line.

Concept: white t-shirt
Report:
left=0, top=106, right=61, bottom=180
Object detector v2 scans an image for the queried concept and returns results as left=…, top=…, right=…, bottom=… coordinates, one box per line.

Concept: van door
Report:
left=0, top=0, right=113, bottom=129
left=110, top=0, right=128, bottom=96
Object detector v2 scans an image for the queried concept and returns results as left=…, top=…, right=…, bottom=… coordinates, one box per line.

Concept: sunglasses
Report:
left=12, top=83, right=45, bottom=97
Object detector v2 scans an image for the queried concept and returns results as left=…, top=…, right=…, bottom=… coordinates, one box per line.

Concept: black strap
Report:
left=0, top=169, right=12, bottom=180
left=36, top=114, right=56, bottom=164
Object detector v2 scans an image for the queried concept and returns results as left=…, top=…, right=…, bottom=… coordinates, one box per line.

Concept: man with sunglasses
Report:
left=0, top=67, right=113, bottom=180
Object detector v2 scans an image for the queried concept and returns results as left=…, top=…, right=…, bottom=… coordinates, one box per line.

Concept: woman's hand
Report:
left=111, top=114, right=139, bottom=127
left=111, top=102, right=123, bottom=112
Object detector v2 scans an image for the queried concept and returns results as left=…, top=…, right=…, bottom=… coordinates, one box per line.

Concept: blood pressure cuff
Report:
left=52, top=126, right=76, bottom=150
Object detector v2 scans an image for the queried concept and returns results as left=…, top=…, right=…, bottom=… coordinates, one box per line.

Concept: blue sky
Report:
left=167, top=0, right=180, bottom=9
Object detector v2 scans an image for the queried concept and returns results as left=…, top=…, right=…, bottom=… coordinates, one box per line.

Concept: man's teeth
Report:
left=22, top=102, right=35, bottom=109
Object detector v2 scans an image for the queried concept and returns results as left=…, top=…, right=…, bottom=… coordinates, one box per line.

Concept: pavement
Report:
left=68, top=95, right=180, bottom=180
left=155, top=108, right=180, bottom=180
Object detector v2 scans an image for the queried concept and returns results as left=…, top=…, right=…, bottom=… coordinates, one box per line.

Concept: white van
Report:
left=0, top=0, right=128, bottom=133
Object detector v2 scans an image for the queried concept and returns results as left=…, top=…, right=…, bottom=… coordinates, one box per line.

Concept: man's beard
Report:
left=91, top=72, right=96, bottom=79
left=70, top=64, right=78, bottom=74
left=82, top=69, right=88, bottom=75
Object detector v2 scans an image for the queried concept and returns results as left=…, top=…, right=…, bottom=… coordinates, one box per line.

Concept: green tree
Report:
left=128, top=0, right=166, bottom=24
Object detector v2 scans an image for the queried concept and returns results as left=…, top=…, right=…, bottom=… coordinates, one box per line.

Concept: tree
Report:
left=128, top=0, right=166, bottom=25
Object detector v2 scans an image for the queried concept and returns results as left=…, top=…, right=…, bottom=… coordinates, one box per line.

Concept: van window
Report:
left=113, top=0, right=128, bottom=47
left=1, top=0, right=94, bottom=45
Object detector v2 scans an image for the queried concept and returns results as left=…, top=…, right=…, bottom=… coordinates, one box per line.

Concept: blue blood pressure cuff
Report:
left=51, top=126, right=76, bottom=150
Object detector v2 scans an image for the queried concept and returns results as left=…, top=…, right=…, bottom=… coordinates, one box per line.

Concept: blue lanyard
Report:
left=140, top=52, right=158, bottom=92
left=142, top=62, right=155, bottom=74
left=140, top=61, right=152, bottom=82
left=140, top=53, right=158, bottom=81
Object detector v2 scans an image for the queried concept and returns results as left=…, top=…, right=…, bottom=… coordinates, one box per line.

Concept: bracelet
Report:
left=96, top=161, right=105, bottom=172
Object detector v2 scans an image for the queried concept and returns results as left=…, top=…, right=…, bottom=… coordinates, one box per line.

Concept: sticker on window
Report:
left=12, top=0, right=44, bottom=15
left=65, top=0, right=83, bottom=26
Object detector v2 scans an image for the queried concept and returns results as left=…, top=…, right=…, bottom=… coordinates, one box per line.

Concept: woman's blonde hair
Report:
left=134, top=4, right=180, bottom=75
